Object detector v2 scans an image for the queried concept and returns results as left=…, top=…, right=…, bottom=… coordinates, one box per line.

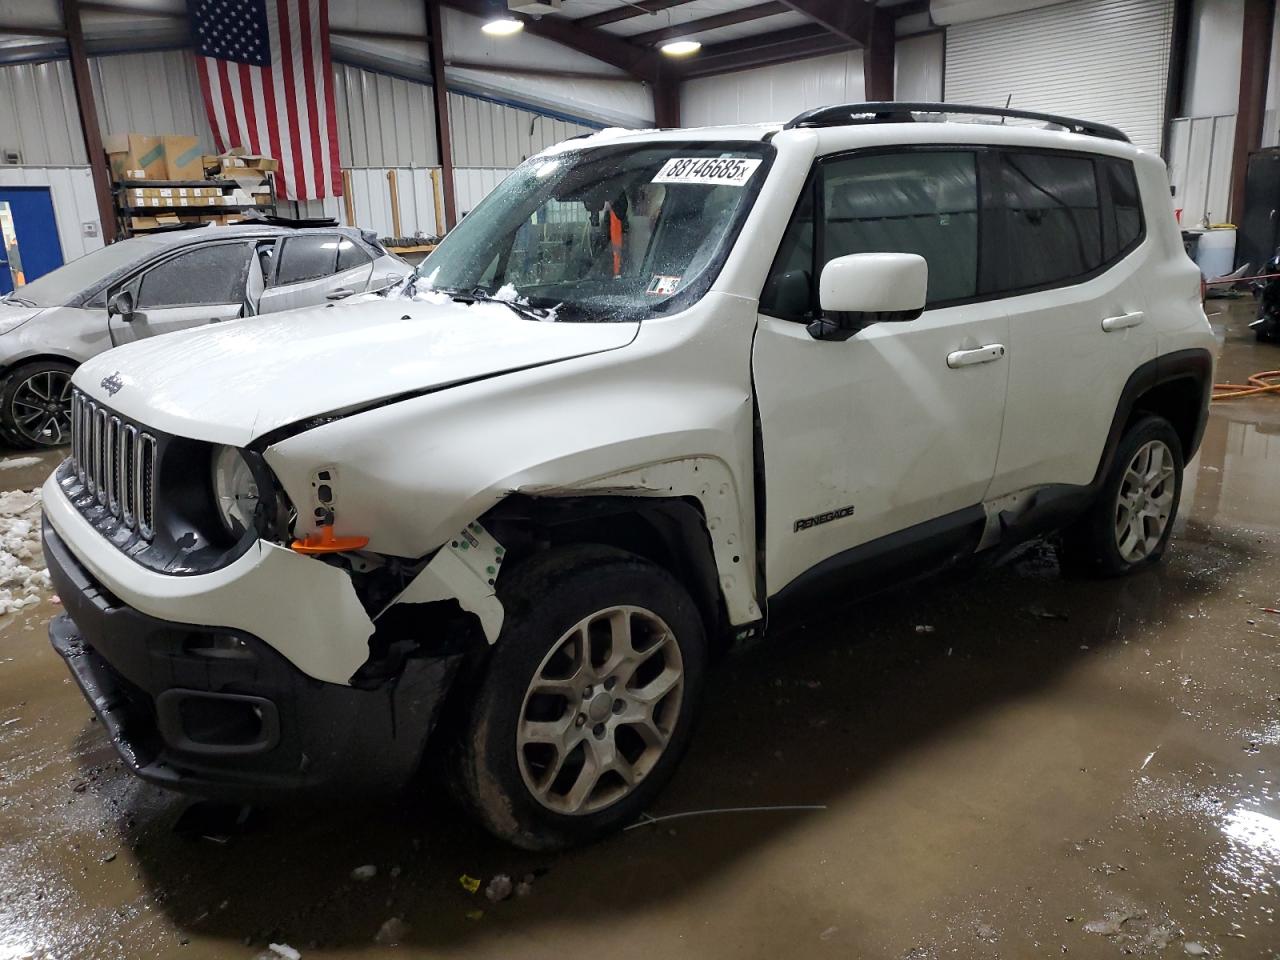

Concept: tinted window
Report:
left=761, top=151, right=979, bottom=318
left=992, top=152, right=1102, bottom=292
left=275, top=235, right=340, bottom=285
left=136, top=244, right=250, bottom=308
left=823, top=151, right=978, bottom=305
left=336, top=238, right=370, bottom=272
left=1104, top=159, right=1143, bottom=255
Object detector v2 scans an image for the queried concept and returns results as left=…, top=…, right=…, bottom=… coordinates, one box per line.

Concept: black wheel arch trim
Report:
left=1091, top=347, right=1213, bottom=488
left=480, top=493, right=727, bottom=646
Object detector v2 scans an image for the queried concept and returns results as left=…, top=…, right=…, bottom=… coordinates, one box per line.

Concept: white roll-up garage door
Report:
left=944, top=0, right=1175, bottom=153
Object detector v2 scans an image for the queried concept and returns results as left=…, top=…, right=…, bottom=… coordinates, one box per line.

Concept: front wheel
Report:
left=453, top=545, right=707, bottom=850
left=1060, top=415, right=1184, bottom=576
left=0, top=360, right=76, bottom=449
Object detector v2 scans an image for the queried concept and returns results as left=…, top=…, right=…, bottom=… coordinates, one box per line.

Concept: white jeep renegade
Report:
left=43, top=103, right=1214, bottom=849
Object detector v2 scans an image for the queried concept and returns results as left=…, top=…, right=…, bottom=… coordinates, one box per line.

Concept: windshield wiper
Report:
left=3, top=296, right=34, bottom=307
left=454, top=287, right=551, bottom=323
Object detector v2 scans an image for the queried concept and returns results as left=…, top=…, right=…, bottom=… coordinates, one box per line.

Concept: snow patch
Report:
left=0, top=488, right=50, bottom=615
left=0, top=457, right=41, bottom=471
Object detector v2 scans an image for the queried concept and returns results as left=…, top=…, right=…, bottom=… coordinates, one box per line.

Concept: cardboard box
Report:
left=164, top=135, right=204, bottom=180
left=203, top=151, right=279, bottom=177
left=105, top=133, right=165, bottom=181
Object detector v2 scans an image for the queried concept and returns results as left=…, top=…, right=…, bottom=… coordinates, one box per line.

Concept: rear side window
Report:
left=760, top=150, right=979, bottom=319
left=274, top=235, right=342, bottom=285
left=136, top=243, right=250, bottom=308
left=336, top=238, right=371, bottom=272
left=990, top=152, right=1102, bottom=292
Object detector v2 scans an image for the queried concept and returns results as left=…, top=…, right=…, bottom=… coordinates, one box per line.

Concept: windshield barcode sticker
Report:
left=653, top=157, right=762, bottom=187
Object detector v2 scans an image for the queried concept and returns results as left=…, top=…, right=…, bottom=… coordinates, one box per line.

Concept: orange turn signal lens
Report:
left=291, top=526, right=370, bottom=555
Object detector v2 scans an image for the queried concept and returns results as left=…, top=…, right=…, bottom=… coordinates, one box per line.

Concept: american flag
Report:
left=189, top=0, right=341, bottom=201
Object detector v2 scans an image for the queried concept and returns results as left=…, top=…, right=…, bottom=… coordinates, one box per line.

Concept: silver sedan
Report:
left=0, top=222, right=412, bottom=447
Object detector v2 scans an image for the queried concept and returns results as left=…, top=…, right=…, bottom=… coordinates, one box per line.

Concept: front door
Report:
left=753, top=148, right=1009, bottom=594
left=110, top=241, right=254, bottom=346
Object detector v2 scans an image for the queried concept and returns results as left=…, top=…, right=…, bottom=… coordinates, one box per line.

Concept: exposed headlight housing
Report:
left=211, top=445, right=261, bottom=539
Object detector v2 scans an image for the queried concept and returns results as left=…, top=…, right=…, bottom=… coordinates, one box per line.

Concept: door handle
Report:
left=946, top=344, right=1006, bottom=368
left=326, top=287, right=354, bottom=301
left=1101, top=311, right=1145, bottom=332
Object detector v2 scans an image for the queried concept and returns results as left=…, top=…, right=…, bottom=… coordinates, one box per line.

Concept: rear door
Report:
left=256, top=234, right=374, bottom=313
left=753, top=148, right=1010, bottom=594
left=984, top=151, right=1155, bottom=496
left=109, top=241, right=254, bottom=346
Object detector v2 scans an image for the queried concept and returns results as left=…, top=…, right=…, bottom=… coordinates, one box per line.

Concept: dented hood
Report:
left=72, top=298, right=639, bottom=446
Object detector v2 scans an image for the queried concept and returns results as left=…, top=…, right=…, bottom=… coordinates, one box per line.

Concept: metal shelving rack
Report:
left=111, top=173, right=279, bottom=237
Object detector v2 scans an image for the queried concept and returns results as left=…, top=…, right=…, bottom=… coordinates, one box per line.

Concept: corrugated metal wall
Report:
left=945, top=0, right=1175, bottom=154
left=90, top=49, right=213, bottom=148
left=0, top=166, right=104, bottom=261
left=0, top=60, right=86, bottom=165
left=294, top=165, right=515, bottom=238
left=334, top=63, right=438, bottom=168
left=1167, top=115, right=1236, bottom=225
left=2, top=49, right=597, bottom=251
left=680, top=50, right=866, bottom=127
left=448, top=92, right=594, bottom=167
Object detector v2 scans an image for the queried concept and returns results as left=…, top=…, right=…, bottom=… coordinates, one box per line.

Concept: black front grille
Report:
left=70, top=390, right=157, bottom=540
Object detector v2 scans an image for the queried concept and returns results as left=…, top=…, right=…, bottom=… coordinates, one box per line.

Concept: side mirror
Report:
left=107, top=289, right=135, bottom=321
left=808, top=253, right=928, bottom=341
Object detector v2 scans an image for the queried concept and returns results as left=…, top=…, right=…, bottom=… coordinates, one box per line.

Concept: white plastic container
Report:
left=1195, top=227, right=1237, bottom=279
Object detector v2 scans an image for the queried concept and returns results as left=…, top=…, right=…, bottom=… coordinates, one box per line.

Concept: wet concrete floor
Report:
left=3, top=301, right=1280, bottom=959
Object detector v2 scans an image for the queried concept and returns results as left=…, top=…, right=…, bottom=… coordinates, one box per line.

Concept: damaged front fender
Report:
left=394, top=521, right=506, bottom=643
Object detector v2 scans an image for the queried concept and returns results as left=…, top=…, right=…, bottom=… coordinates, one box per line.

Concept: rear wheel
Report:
left=0, top=360, right=75, bottom=449
left=453, top=545, right=707, bottom=850
left=1060, top=415, right=1184, bottom=576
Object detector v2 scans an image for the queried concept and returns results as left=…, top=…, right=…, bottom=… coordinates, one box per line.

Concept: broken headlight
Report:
left=211, top=445, right=261, bottom=539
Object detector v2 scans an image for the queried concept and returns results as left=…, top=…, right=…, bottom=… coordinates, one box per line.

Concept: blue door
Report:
left=0, top=187, right=63, bottom=295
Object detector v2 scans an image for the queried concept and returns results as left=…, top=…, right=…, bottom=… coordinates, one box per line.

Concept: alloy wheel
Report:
left=11, top=369, right=73, bottom=446
left=517, top=605, right=685, bottom=816
left=1114, top=439, right=1175, bottom=563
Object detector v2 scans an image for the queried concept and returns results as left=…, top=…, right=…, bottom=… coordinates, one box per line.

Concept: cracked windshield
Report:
left=411, top=143, right=772, bottom=322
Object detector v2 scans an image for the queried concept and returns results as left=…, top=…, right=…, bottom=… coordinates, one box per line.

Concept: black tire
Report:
left=0, top=359, right=76, bottom=449
left=453, top=544, right=707, bottom=850
left=1060, top=415, right=1184, bottom=577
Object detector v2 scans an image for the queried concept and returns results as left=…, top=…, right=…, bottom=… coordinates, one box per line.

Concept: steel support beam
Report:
left=440, top=0, right=660, bottom=82
left=426, top=0, right=458, bottom=232
left=653, top=65, right=681, bottom=127
left=630, top=2, right=788, bottom=45
left=575, top=0, right=695, bottom=31
left=1229, top=0, right=1275, bottom=222
left=676, top=24, right=852, bottom=79
left=776, top=0, right=873, bottom=44
left=864, top=9, right=895, bottom=101
left=0, top=23, right=67, bottom=37
left=61, top=0, right=115, bottom=243
left=1160, top=0, right=1192, bottom=162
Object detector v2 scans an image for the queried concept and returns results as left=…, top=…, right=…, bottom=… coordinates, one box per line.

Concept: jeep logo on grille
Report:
left=100, top=372, right=124, bottom=396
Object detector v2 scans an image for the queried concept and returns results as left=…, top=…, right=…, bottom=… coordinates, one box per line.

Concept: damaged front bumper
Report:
left=43, top=517, right=463, bottom=801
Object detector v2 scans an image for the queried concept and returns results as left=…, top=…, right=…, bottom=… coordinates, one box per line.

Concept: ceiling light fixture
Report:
left=482, top=17, right=524, bottom=36
left=660, top=38, right=701, bottom=56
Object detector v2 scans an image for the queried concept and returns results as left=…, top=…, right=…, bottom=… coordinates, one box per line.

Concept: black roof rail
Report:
left=783, top=101, right=1130, bottom=144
